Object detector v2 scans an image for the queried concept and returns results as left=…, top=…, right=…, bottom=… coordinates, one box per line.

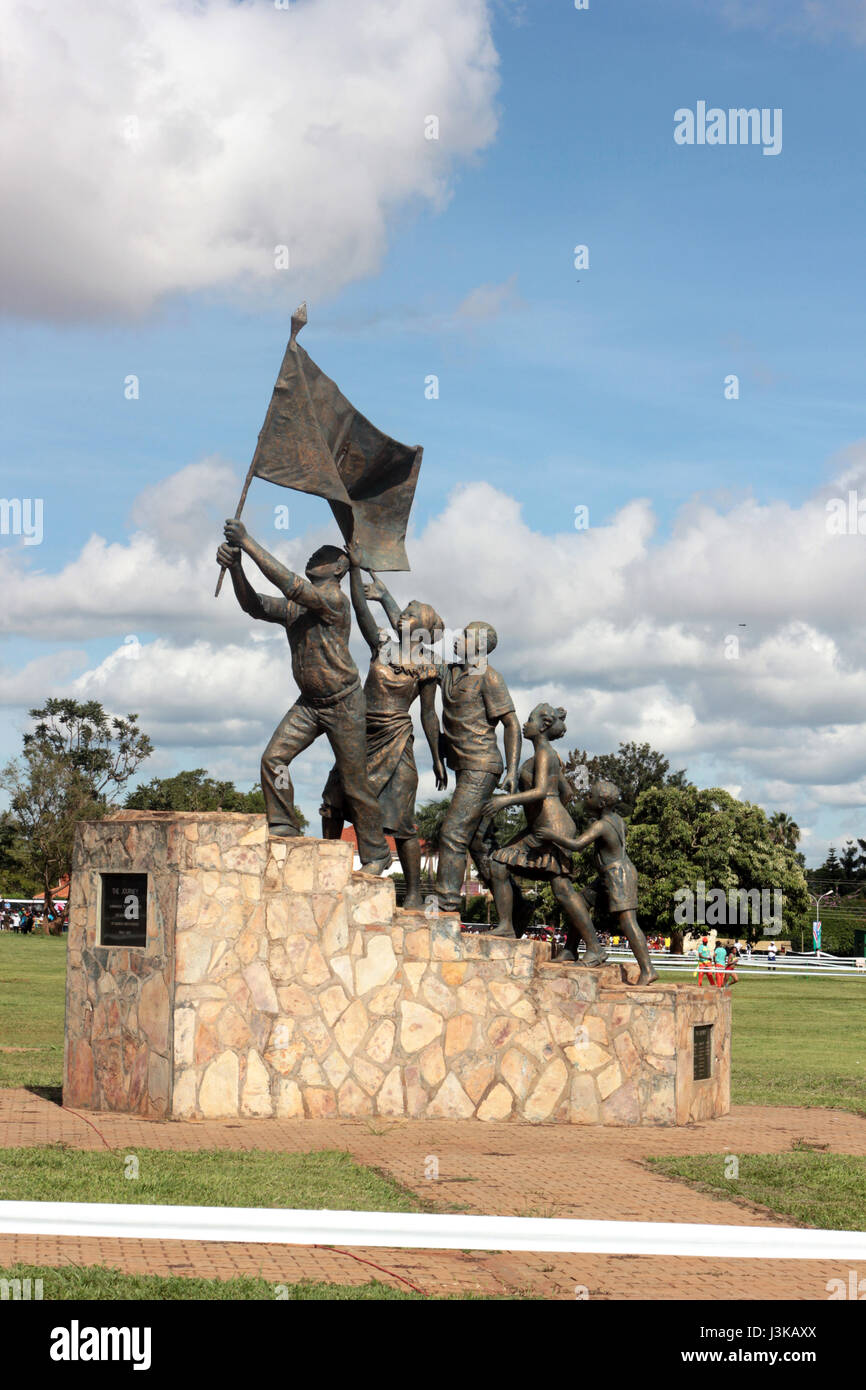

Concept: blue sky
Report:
left=2, top=0, right=865, bottom=862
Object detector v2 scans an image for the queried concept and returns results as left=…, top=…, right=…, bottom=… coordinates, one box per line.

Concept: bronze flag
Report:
left=249, top=333, right=422, bottom=572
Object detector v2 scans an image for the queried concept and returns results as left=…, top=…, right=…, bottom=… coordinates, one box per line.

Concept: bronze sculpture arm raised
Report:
left=215, top=542, right=289, bottom=625
left=363, top=574, right=403, bottom=631
left=224, top=519, right=333, bottom=615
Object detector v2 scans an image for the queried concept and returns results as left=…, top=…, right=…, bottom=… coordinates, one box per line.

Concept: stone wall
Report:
left=64, top=813, right=730, bottom=1125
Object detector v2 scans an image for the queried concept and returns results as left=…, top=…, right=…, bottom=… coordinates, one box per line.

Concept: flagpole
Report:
left=214, top=461, right=257, bottom=597
left=214, top=302, right=308, bottom=598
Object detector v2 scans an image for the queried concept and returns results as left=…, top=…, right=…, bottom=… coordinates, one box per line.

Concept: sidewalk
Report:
left=1, top=1088, right=864, bottom=1299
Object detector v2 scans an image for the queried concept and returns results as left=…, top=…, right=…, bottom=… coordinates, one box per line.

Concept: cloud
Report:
left=2, top=449, right=866, bottom=855
left=455, top=274, right=523, bottom=321
left=718, top=0, right=866, bottom=45
left=1, top=0, right=499, bottom=320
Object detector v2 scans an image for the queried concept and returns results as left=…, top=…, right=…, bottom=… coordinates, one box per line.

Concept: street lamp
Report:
left=808, top=890, right=833, bottom=954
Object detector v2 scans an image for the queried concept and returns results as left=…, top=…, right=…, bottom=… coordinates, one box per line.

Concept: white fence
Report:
left=2, top=1201, right=866, bottom=1261
left=601, top=948, right=865, bottom=981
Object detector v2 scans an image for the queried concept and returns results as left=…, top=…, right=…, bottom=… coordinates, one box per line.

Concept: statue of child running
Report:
left=537, top=778, right=658, bottom=986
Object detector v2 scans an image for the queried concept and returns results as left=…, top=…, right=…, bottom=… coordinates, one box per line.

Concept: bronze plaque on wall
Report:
left=693, top=1023, right=713, bottom=1081
left=100, top=873, right=148, bottom=948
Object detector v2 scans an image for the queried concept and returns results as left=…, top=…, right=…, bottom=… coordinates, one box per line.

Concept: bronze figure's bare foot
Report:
left=558, top=946, right=576, bottom=962
left=582, top=949, right=608, bottom=967
left=638, top=966, right=659, bottom=986
left=489, top=922, right=516, bottom=938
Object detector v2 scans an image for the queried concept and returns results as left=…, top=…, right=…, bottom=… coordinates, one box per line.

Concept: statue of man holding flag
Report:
left=215, top=304, right=422, bottom=874
left=216, top=524, right=391, bottom=872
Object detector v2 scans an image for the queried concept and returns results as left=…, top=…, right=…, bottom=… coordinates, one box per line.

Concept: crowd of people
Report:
left=0, top=900, right=67, bottom=934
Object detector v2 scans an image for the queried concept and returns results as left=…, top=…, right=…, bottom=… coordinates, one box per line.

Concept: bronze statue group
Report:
left=217, top=520, right=658, bottom=987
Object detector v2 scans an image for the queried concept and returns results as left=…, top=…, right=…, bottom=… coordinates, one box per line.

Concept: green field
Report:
left=0, top=934, right=65, bottom=1090
left=646, top=1152, right=866, bottom=1231
left=656, top=969, right=866, bottom=1115
left=0, top=1145, right=426, bottom=1212
left=1, top=935, right=865, bottom=1114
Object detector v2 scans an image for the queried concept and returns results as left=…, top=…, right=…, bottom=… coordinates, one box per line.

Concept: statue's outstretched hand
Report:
left=224, top=518, right=247, bottom=546
left=363, top=575, right=386, bottom=601
left=217, top=542, right=241, bottom=569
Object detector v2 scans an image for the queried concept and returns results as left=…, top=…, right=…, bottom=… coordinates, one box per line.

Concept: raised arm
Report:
left=346, top=544, right=380, bottom=654
left=216, top=542, right=288, bottom=625
left=363, top=574, right=403, bottom=631
left=224, top=520, right=330, bottom=614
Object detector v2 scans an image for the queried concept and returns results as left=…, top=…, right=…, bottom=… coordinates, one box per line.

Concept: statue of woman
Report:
left=482, top=702, right=608, bottom=966
left=320, top=543, right=446, bottom=909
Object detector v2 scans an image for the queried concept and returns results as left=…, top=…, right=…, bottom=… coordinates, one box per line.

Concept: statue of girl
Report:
left=482, top=702, right=608, bottom=965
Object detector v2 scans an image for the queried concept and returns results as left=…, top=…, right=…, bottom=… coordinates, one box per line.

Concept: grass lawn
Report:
left=646, top=1151, right=866, bottom=1231
left=0, top=1145, right=428, bottom=1212
left=0, top=1264, right=443, bottom=1299
left=0, top=933, right=66, bottom=1090
left=656, top=970, right=866, bottom=1115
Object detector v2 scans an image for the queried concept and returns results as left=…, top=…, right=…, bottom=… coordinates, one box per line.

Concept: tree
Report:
left=25, top=698, right=152, bottom=799
left=820, top=847, right=842, bottom=878
left=768, top=811, right=800, bottom=852
left=415, top=798, right=451, bottom=883
left=563, top=740, right=690, bottom=818
left=1, top=699, right=153, bottom=912
left=0, top=747, right=103, bottom=910
left=125, top=768, right=306, bottom=827
left=626, top=785, right=810, bottom=954
left=838, top=840, right=862, bottom=881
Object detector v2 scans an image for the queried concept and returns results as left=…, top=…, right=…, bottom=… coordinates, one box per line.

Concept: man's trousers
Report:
left=261, top=684, right=388, bottom=866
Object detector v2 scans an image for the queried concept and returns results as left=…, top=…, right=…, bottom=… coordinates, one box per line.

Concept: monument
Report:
left=63, top=308, right=731, bottom=1124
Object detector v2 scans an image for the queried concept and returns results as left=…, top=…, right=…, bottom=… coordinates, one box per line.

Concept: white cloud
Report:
left=719, top=0, right=866, bottom=45
left=455, top=274, right=523, bottom=321
left=3, top=450, right=866, bottom=852
left=0, top=0, right=499, bottom=319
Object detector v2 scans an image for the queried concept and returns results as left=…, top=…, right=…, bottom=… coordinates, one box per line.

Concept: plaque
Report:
left=100, top=873, right=148, bottom=948
left=693, top=1023, right=713, bottom=1081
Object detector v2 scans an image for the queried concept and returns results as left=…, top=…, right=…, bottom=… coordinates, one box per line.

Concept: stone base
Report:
left=64, top=813, right=730, bottom=1124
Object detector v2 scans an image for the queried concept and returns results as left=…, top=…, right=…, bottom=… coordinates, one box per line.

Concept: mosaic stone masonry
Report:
left=63, top=813, right=730, bottom=1124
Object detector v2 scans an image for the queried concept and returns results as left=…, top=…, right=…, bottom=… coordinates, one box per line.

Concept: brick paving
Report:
left=1, top=1087, right=864, bottom=1300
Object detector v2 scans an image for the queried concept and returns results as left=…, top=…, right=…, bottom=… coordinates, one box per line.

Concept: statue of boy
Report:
left=217, top=521, right=390, bottom=872
left=434, top=622, right=521, bottom=913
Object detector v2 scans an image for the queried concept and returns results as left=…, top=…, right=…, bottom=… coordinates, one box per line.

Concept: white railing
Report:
left=598, top=947, right=865, bottom=980
left=2, top=1201, right=865, bottom=1261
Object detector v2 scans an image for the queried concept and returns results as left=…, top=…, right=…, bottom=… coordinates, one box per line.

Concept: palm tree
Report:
left=769, top=811, right=800, bottom=851
left=415, top=797, right=452, bottom=883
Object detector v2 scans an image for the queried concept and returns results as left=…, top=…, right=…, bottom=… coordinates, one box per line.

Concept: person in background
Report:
left=696, top=934, right=713, bottom=986
left=767, top=939, right=777, bottom=972
left=713, top=938, right=728, bottom=987
left=725, top=942, right=740, bottom=988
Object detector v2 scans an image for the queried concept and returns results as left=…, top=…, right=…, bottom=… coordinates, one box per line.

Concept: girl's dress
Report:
left=491, top=753, right=575, bottom=878
left=594, top=811, right=638, bottom=913
left=320, top=655, right=438, bottom=838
